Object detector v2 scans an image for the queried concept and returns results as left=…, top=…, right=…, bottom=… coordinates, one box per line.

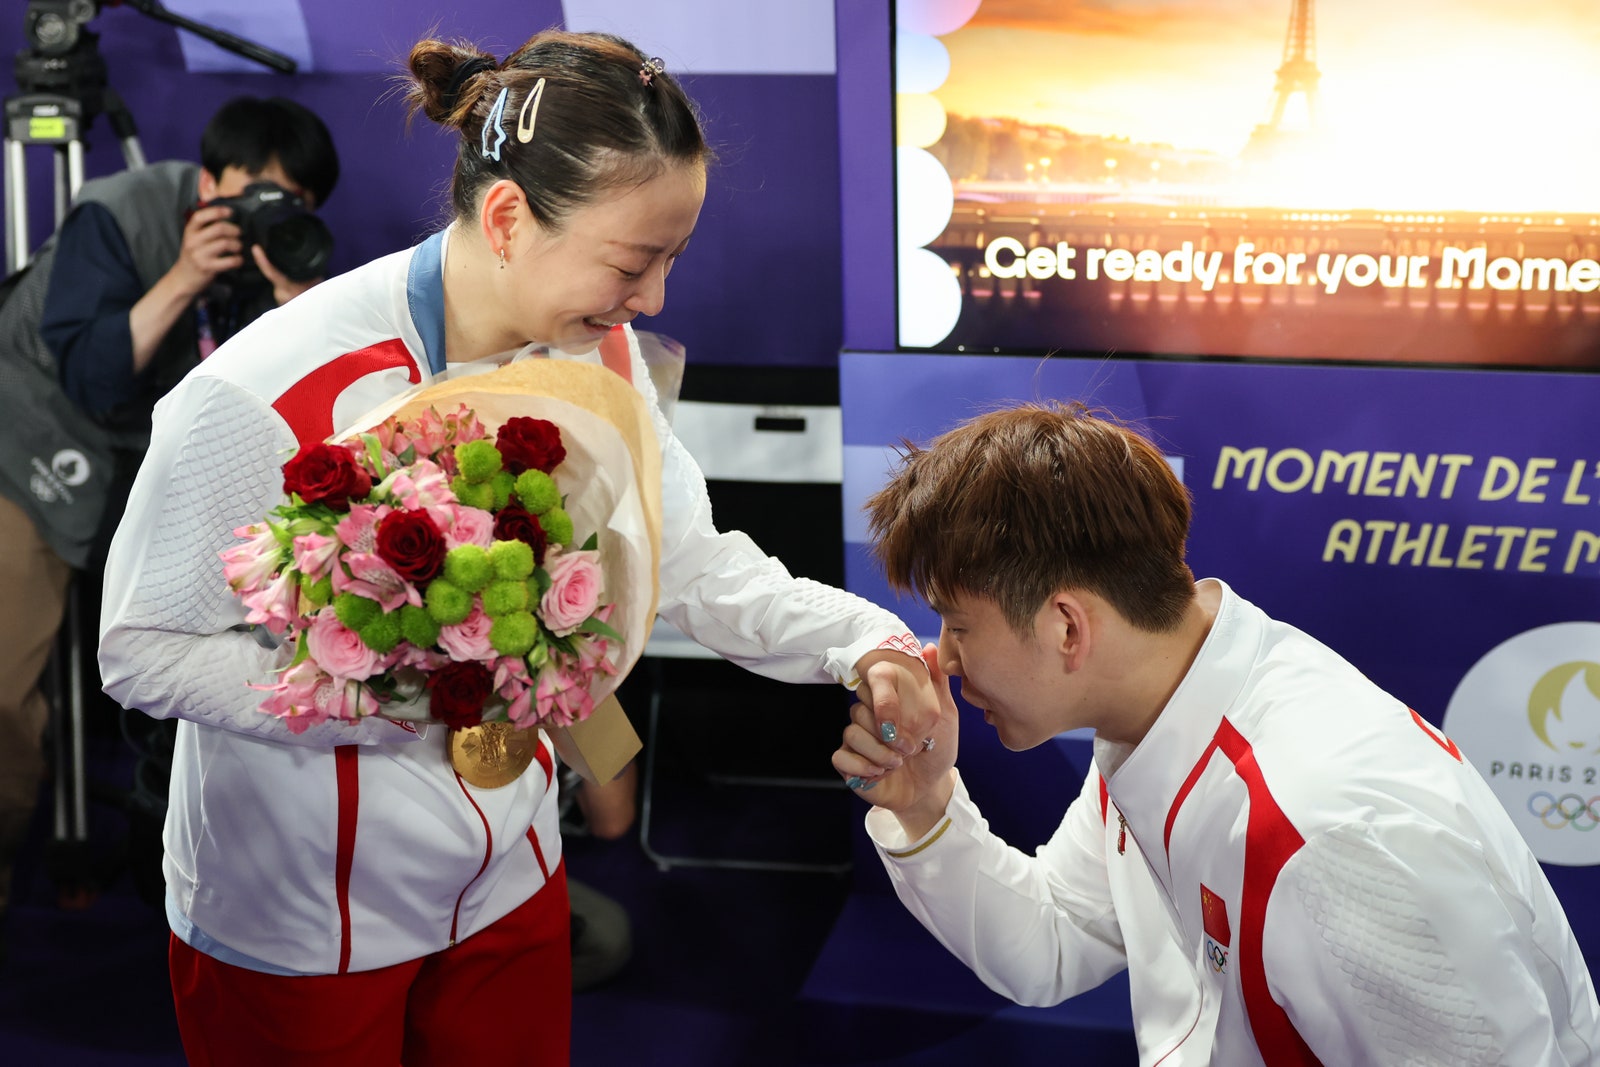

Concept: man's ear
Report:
left=198, top=168, right=220, bottom=203
left=479, top=179, right=531, bottom=257
left=1052, top=591, right=1092, bottom=671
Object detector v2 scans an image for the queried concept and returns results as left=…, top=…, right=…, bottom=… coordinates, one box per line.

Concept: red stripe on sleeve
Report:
left=271, top=339, right=421, bottom=447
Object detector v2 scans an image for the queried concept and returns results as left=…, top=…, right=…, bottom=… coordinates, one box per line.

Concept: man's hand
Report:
left=834, top=644, right=958, bottom=839
left=171, top=204, right=244, bottom=300
left=852, top=645, right=939, bottom=757
left=251, top=245, right=321, bottom=306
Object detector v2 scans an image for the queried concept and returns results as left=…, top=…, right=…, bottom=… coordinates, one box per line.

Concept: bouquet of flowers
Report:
left=221, top=354, right=663, bottom=758
left=222, top=401, right=635, bottom=735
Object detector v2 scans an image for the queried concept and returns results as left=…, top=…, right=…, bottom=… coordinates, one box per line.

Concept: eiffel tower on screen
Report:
left=1245, top=0, right=1321, bottom=162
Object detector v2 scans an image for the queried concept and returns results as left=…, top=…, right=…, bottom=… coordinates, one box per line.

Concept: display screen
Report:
left=894, top=0, right=1600, bottom=368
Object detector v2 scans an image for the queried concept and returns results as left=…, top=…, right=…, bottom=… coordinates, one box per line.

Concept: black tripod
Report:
left=1, top=0, right=296, bottom=904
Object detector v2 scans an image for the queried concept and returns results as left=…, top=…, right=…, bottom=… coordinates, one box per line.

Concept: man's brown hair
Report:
left=866, top=402, right=1195, bottom=634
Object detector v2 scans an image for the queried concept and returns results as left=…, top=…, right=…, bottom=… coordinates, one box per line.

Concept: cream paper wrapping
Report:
left=332, top=353, right=659, bottom=782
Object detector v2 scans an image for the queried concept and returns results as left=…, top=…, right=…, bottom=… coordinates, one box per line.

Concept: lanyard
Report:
left=406, top=230, right=448, bottom=376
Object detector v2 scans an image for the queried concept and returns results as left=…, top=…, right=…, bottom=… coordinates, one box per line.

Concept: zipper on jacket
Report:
left=1117, top=813, right=1128, bottom=855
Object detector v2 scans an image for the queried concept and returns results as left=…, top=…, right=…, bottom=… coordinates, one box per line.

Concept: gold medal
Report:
left=448, top=721, right=540, bottom=788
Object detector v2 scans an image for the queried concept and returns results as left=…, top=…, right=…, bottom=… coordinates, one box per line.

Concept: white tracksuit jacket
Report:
left=868, top=582, right=1600, bottom=1066
left=99, top=232, right=913, bottom=975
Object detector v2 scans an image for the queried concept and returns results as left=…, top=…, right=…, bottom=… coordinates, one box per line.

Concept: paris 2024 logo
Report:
left=1444, top=623, right=1600, bottom=866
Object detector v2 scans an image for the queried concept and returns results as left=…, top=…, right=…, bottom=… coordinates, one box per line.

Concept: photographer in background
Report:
left=0, top=94, right=339, bottom=950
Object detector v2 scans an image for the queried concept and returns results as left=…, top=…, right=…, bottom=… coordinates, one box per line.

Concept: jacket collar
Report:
left=1094, top=580, right=1266, bottom=864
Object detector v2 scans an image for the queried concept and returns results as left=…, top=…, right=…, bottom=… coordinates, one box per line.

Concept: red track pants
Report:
left=169, top=864, right=571, bottom=1066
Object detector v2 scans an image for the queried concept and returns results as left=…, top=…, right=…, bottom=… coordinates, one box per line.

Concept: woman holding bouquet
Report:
left=97, top=28, right=938, bottom=1067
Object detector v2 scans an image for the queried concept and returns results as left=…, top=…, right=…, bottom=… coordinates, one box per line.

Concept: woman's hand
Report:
left=852, top=644, right=941, bottom=757
left=834, top=644, right=959, bottom=837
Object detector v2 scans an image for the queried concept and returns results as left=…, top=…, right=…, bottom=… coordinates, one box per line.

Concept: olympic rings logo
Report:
left=1206, top=942, right=1228, bottom=973
left=1526, top=792, right=1600, bottom=831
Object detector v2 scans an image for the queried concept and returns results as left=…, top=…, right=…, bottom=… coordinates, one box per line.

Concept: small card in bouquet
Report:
left=547, top=694, right=641, bottom=785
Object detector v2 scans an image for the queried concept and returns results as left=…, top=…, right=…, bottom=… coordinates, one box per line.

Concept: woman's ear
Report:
left=479, top=179, right=530, bottom=256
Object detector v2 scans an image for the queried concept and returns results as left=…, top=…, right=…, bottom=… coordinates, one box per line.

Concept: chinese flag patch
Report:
left=1200, top=884, right=1231, bottom=947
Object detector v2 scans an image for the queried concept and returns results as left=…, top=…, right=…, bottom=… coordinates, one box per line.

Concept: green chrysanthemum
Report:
left=333, top=592, right=380, bottom=631
left=513, top=470, right=559, bottom=515
left=359, top=610, right=403, bottom=654
left=399, top=604, right=441, bottom=648
left=489, top=539, right=535, bottom=581
left=489, top=611, right=538, bottom=656
left=449, top=476, right=496, bottom=511
left=540, top=506, right=573, bottom=546
left=301, top=574, right=334, bottom=608
left=424, top=578, right=473, bottom=626
left=454, top=439, right=503, bottom=483
left=491, top=470, right=515, bottom=511
left=442, top=544, right=493, bottom=592
left=481, top=578, right=529, bottom=617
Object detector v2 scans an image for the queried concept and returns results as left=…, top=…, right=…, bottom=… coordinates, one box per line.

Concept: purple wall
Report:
left=0, top=2, right=843, bottom=367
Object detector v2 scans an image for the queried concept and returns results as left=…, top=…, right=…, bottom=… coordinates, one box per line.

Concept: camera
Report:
left=24, top=1, right=96, bottom=57
left=211, top=180, right=333, bottom=284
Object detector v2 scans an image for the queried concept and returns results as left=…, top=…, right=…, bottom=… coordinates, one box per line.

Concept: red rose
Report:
left=496, top=417, right=565, bottom=475
left=282, top=443, right=372, bottom=511
left=376, top=509, right=446, bottom=582
left=492, top=500, right=548, bottom=565
left=427, top=660, right=494, bottom=728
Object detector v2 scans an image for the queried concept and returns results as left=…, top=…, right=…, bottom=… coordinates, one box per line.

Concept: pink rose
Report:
left=305, top=610, right=384, bottom=681
left=540, top=549, right=602, bottom=637
left=444, top=504, right=495, bottom=549
left=438, top=607, right=495, bottom=662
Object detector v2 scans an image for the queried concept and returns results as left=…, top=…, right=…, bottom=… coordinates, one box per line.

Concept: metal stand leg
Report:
left=3, top=90, right=145, bottom=273
left=50, top=581, right=88, bottom=849
left=47, top=579, right=97, bottom=909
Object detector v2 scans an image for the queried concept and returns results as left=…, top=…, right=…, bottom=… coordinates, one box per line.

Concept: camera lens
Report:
left=260, top=213, right=332, bottom=282
left=213, top=181, right=334, bottom=287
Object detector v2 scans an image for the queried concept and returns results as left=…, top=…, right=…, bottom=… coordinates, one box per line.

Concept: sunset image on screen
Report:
left=932, top=0, right=1600, bottom=214
left=898, top=0, right=1600, bottom=367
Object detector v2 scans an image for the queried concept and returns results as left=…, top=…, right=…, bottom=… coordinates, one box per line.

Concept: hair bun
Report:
left=441, top=55, right=498, bottom=115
